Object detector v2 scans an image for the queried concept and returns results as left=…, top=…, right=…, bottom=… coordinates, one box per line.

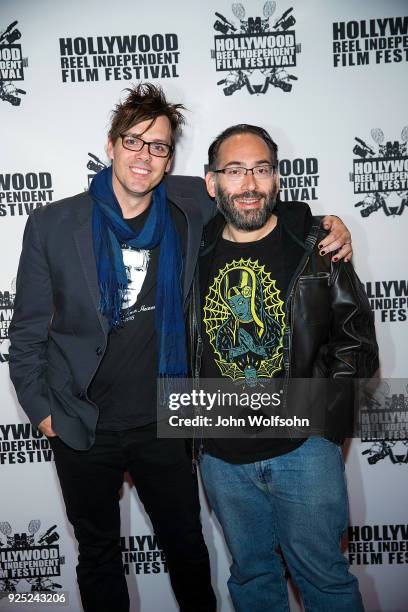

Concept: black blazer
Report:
left=9, top=175, right=215, bottom=450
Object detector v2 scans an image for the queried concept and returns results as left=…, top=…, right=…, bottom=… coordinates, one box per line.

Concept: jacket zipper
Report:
left=281, top=255, right=310, bottom=421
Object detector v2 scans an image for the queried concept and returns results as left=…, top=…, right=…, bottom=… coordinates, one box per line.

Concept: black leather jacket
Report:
left=189, top=201, right=379, bottom=437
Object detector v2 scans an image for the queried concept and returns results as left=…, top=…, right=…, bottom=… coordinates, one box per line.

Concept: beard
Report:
left=215, top=184, right=278, bottom=231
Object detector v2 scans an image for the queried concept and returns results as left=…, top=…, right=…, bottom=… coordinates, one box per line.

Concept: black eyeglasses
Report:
left=120, top=134, right=173, bottom=158
left=213, top=165, right=276, bottom=180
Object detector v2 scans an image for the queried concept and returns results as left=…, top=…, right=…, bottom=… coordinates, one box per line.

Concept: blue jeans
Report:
left=200, top=437, right=363, bottom=612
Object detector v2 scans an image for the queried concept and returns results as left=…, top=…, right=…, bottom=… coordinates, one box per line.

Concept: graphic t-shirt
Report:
left=200, top=219, right=304, bottom=463
left=89, top=204, right=186, bottom=430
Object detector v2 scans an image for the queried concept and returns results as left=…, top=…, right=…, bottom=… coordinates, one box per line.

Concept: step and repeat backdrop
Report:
left=0, top=0, right=407, bottom=610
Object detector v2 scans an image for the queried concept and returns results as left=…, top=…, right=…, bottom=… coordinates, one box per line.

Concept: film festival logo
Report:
left=0, top=279, right=15, bottom=365
left=279, top=157, right=319, bottom=202
left=0, top=423, right=54, bottom=466
left=85, top=152, right=107, bottom=189
left=0, top=521, right=65, bottom=593
left=0, top=172, right=54, bottom=218
left=0, top=20, right=28, bottom=106
left=350, top=127, right=408, bottom=218
left=359, top=380, right=408, bottom=467
left=121, top=534, right=167, bottom=576
left=211, top=2, right=300, bottom=96
left=59, top=33, right=180, bottom=83
left=347, top=524, right=408, bottom=567
left=366, top=279, right=408, bottom=324
left=332, top=16, right=408, bottom=67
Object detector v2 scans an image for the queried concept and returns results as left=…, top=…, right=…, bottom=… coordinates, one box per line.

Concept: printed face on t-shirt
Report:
left=121, top=247, right=150, bottom=309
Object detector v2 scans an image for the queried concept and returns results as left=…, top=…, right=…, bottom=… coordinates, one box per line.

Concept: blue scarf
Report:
left=89, top=166, right=187, bottom=378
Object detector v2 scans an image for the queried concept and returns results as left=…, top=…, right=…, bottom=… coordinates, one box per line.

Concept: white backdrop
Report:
left=0, top=1, right=407, bottom=610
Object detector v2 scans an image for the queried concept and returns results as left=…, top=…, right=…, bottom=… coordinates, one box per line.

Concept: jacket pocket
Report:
left=297, top=273, right=331, bottom=325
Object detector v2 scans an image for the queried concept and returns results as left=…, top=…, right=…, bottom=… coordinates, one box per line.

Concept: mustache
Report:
left=231, top=190, right=266, bottom=201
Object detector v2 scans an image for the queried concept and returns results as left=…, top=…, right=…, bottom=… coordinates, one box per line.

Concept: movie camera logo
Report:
left=347, top=524, right=408, bottom=566
left=0, top=280, right=15, bottom=364
left=366, top=279, right=408, bottom=323
left=85, top=153, right=107, bottom=189
left=350, top=127, right=408, bottom=217
left=0, top=520, right=65, bottom=592
left=0, top=20, right=28, bottom=106
left=121, top=534, right=167, bottom=575
left=359, top=381, right=408, bottom=467
left=59, top=33, right=179, bottom=83
left=0, top=423, right=54, bottom=466
left=211, top=2, right=300, bottom=96
left=333, top=17, right=408, bottom=68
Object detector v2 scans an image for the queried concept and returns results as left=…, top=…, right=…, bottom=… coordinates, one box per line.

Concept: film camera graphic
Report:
left=359, top=381, right=408, bottom=466
left=0, top=21, right=27, bottom=106
left=0, top=279, right=16, bottom=364
left=86, top=152, right=107, bottom=188
left=351, top=127, right=408, bottom=218
left=0, top=521, right=64, bottom=593
left=212, top=2, right=300, bottom=96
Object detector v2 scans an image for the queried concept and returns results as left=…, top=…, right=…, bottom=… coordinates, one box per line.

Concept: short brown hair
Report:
left=108, top=82, right=186, bottom=146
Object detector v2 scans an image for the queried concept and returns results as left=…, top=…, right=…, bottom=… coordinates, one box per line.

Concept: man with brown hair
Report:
left=9, top=84, right=352, bottom=612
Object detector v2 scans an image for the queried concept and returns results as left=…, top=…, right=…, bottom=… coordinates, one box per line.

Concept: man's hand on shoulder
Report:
left=320, top=215, right=352, bottom=262
left=38, top=415, right=57, bottom=438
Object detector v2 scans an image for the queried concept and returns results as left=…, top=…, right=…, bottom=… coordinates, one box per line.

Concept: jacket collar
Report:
left=200, top=197, right=318, bottom=255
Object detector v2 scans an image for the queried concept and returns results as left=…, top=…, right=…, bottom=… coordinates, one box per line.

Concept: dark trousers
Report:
left=50, top=425, right=216, bottom=612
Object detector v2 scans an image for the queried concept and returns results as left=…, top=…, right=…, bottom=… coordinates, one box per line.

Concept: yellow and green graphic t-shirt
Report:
left=200, top=221, right=304, bottom=463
